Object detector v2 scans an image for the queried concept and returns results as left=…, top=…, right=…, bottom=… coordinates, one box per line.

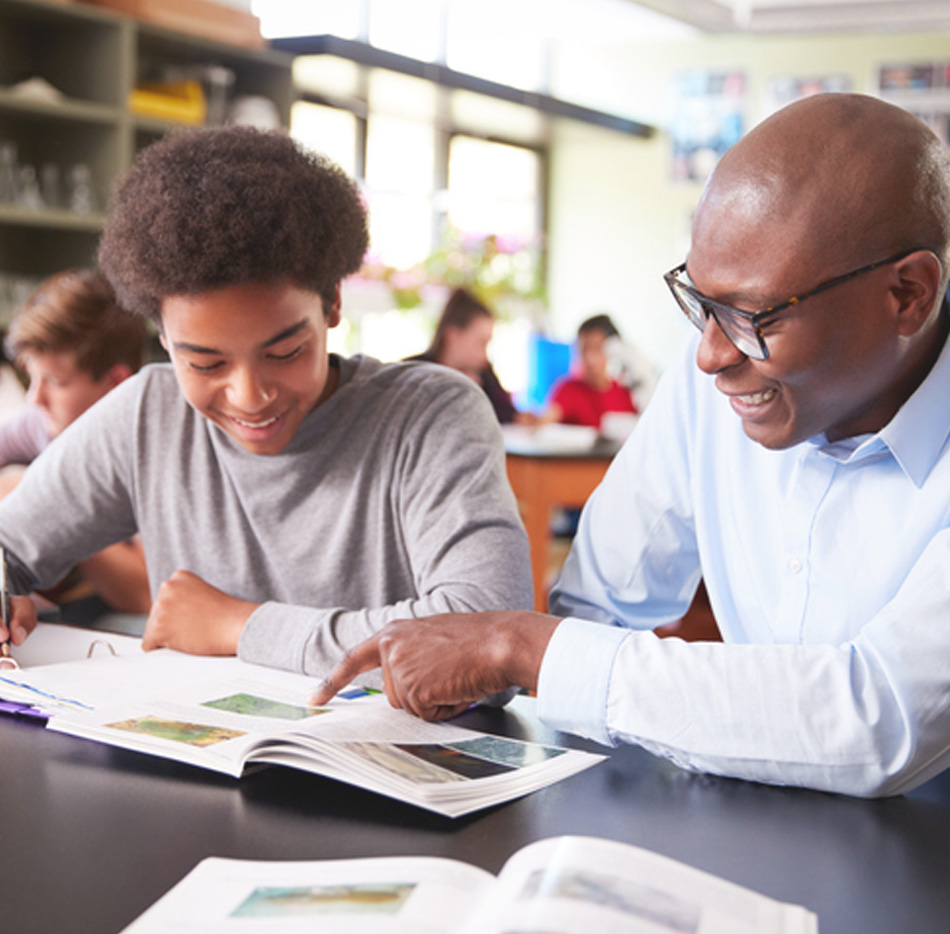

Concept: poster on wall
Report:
left=762, top=75, right=852, bottom=120
left=876, top=61, right=950, bottom=146
left=669, top=70, right=746, bottom=183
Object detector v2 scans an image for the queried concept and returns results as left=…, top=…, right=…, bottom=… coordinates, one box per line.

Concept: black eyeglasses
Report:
left=663, top=248, right=920, bottom=361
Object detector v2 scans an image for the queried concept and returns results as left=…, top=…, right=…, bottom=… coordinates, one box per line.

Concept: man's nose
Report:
left=695, top=314, right=748, bottom=375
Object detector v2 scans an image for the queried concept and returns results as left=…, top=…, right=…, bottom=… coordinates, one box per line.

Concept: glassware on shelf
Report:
left=204, top=65, right=236, bottom=126
left=17, top=164, right=44, bottom=211
left=41, top=162, right=61, bottom=210
left=67, top=163, right=96, bottom=214
left=0, top=142, right=19, bottom=205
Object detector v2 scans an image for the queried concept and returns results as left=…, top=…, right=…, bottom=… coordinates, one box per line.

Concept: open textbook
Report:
left=121, top=835, right=819, bottom=933
left=0, top=649, right=604, bottom=817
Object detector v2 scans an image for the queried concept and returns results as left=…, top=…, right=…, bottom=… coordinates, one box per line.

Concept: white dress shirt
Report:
left=541, top=326, right=950, bottom=796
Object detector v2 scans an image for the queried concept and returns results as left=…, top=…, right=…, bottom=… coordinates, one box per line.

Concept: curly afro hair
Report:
left=98, top=126, right=369, bottom=319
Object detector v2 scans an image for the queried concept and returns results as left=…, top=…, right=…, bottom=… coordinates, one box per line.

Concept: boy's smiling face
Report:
left=160, top=281, right=341, bottom=455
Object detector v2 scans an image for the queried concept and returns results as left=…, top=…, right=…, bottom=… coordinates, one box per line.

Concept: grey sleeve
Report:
left=0, top=407, right=46, bottom=467
left=238, top=382, right=533, bottom=678
left=0, top=384, right=139, bottom=593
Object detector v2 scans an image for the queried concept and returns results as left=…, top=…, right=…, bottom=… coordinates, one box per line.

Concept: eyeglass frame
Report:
left=663, top=247, right=921, bottom=361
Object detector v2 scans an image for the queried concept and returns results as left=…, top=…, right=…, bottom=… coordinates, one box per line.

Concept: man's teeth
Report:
left=234, top=415, right=278, bottom=428
left=737, top=389, right=777, bottom=405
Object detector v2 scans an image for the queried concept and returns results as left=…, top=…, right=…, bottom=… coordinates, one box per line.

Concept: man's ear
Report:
left=891, top=250, right=943, bottom=336
left=326, top=282, right=342, bottom=328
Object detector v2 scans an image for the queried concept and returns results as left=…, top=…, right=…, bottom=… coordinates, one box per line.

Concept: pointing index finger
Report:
left=311, top=634, right=384, bottom=705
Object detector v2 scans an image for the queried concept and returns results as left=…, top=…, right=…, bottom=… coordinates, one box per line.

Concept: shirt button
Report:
left=788, top=558, right=803, bottom=574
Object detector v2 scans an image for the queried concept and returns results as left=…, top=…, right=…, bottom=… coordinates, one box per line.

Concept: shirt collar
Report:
left=811, top=301, right=950, bottom=486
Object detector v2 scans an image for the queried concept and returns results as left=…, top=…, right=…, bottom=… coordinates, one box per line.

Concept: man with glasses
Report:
left=315, top=93, right=950, bottom=797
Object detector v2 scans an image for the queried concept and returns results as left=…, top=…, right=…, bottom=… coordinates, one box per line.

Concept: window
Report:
left=447, top=135, right=541, bottom=244
left=279, top=1, right=548, bottom=396
left=290, top=101, right=360, bottom=178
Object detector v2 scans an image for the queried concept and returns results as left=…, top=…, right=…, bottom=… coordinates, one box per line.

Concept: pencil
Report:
left=0, top=546, right=10, bottom=660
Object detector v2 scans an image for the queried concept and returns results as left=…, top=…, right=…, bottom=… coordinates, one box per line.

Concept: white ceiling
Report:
left=627, top=0, right=950, bottom=34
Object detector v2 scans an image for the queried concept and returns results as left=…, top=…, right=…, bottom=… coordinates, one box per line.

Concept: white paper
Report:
left=120, top=855, right=495, bottom=933
left=472, top=836, right=819, bottom=934
left=120, top=838, right=819, bottom=934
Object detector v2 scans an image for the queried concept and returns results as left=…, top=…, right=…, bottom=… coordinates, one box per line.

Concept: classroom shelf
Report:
left=0, top=0, right=293, bottom=302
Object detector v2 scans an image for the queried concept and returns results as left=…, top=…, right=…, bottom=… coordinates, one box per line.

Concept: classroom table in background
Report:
left=503, top=425, right=620, bottom=611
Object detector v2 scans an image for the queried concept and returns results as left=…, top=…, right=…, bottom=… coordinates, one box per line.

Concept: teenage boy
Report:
left=0, top=127, right=531, bottom=676
left=0, top=268, right=151, bottom=614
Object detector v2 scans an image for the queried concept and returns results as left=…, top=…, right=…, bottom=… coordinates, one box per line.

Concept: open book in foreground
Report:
left=121, top=835, right=819, bottom=933
left=0, top=649, right=604, bottom=817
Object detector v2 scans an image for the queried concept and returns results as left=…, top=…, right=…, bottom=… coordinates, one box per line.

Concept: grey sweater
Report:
left=0, top=356, right=532, bottom=675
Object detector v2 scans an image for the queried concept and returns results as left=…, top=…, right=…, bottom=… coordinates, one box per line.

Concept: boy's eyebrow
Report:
left=261, top=319, right=311, bottom=348
left=171, top=319, right=312, bottom=355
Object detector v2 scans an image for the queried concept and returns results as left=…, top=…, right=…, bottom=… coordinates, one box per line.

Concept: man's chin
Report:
left=741, top=419, right=804, bottom=451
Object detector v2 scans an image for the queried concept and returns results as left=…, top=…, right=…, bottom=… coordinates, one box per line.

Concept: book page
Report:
left=52, top=671, right=597, bottom=809
left=43, top=666, right=400, bottom=775
left=121, top=855, right=496, bottom=934
left=0, top=650, right=269, bottom=713
left=7, top=652, right=604, bottom=815
left=472, top=836, right=818, bottom=934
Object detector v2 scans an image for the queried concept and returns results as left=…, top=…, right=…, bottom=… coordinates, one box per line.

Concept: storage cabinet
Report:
left=0, top=0, right=293, bottom=320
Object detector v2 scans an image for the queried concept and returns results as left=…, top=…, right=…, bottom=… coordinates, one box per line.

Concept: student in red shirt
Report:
left=545, top=314, right=637, bottom=430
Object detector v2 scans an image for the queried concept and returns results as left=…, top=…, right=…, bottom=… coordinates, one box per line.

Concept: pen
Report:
left=0, top=546, right=14, bottom=668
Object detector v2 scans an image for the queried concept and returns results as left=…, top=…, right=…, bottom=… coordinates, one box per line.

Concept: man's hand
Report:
left=313, top=611, right=562, bottom=721
left=0, top=595, right=37, bottom=647
left=142, top=570, right=258, bottom=655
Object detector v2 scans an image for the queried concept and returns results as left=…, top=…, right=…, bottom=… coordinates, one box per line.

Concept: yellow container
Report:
left=129, top=80, right=207, bottom=124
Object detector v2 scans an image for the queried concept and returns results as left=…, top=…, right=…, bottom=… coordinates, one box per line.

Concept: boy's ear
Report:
left=326, top=283, right=342, bottom=328
left=103, top=363, right=133, bottom=388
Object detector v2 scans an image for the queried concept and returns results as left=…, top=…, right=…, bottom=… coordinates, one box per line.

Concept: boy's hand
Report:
left=0, top=595, right=38, bottom=647
left=313, top=611, right=561, bottom=721
left=143, top=570, right=257, bottom=656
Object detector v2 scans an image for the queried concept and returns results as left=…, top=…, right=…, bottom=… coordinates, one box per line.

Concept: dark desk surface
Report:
left=3, top=696, right=949, bottom=934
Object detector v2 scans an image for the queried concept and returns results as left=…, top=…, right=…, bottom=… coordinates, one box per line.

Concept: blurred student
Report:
left=410, top=287, right=534, bottom=424
left=0, top=268, right=151, bottom=614
left=544, top=314, right=655, bottom=430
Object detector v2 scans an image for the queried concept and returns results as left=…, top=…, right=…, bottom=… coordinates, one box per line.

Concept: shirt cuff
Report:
left=238, top=601, right=314, bottom=673
left=537, top=616, right=631, bottom=746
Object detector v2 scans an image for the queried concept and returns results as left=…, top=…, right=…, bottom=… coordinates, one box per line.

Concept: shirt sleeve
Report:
left=0, top=406, right=49, bottom=467
left=541, top=526, right=950, bottom=797
left=0, top=386, right=139, bottom=592
left=238, top=378, right=533, bottom=678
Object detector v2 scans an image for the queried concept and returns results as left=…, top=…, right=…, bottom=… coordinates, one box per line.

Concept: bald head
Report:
left=695, top=93, right=950, bottom=289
